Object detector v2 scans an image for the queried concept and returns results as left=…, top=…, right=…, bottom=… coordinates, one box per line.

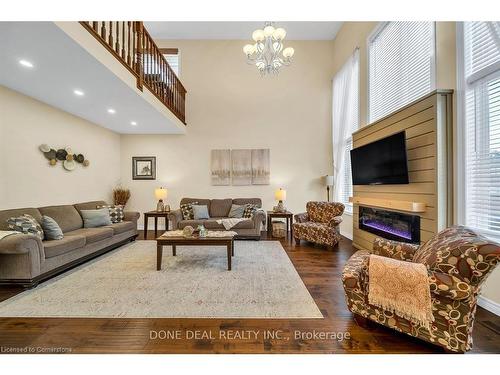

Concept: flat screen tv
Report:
left=350, top=131, right=409, bottom=185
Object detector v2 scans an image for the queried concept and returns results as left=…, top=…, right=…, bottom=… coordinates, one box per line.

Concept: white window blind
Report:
left=463, top=22, right=500, bottom=238
left=369, top=22, right=435, bottom=123
left=163, top=53, right=180, bottom=76
left=332, top=49, right=359, bottom=213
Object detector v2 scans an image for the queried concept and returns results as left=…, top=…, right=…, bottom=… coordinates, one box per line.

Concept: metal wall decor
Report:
left=39, top=144, right=89, bottom=171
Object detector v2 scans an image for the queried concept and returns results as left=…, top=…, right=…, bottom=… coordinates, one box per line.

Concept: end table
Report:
left=266, top=211, right=293, bottom=241
left=143, top=211, right=170, bottom=239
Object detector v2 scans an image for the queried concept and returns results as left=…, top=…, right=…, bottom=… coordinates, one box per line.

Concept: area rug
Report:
left=0, top=241, right=323, bottom=318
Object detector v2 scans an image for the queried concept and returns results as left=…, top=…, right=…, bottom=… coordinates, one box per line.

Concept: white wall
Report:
left=120, top=40, right=336, bottom=230
left=0, top=85, right=121, bottom=209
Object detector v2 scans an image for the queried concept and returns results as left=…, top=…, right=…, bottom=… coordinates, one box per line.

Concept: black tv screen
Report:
left=350, top=131, right=409, bottom=185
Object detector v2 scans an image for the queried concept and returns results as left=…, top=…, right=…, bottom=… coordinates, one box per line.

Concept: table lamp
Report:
left=274, top=188, right=287, bottom=212
left=324, top=175, right=334, bottom=202
left=154, top=187, right=169, bottom=212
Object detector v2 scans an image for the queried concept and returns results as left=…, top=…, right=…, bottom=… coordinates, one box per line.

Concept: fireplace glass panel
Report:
left=359, top=206, right=420, bottom=243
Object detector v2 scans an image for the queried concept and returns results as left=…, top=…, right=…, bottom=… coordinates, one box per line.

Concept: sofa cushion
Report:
left=74, top=201, right=108, bottom=213
left=228, top=204, right=245, bottom=218
left=192, top=205, right=210, bottom=220
left=80, top=208, right=112, bottom=228
left=105, top=221, right=135, bottom=235
left=209, top=198, right=232, bottom=217
left=41, top=215, right=64, bottom=240
left=232, top=198, right=262, bottom=208
left=180, top=198, right=211, bottom=208
left=180, top=201, right=198, bottom=220
left=97, top=205, right=124, bottom=223
left=0, top=208, right=42, bottom=231
left=65, top=227, right=114, bottom=244
left=178, top=219, right=208, bottom=229
left=6, top=214, right=45, bottom=240
left=178, top=218, right=255, bottom=230
left=43, top=235, right=86, bottom=258
left=39, top=205, right=83, bottom=233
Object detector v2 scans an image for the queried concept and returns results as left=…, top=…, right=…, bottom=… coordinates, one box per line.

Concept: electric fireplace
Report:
left=359, top=206, right=420, bottom=243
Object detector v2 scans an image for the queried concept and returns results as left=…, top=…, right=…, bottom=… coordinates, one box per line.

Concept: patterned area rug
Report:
left=0, top=240, right=322, bottom=318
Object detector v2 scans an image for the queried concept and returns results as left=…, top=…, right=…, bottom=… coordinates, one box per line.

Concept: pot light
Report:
left=107, top=108, right=116, bottom=114
left=73, top=89, right=85, bottom=96
left=19, top=59, right=34, bottom=68
left=131, top=121, right=137, bottom=126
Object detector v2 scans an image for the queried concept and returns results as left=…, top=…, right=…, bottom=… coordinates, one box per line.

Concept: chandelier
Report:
left=243, top=22, right=295, bottom=76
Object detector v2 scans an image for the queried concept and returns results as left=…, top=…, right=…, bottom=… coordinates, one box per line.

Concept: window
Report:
left=332, top=49, right=359, bottom=213
left=461, top=22, right=500, bottom=239
left=368, top=22, right=435, bottom=122
left=161, top=48, right=180, bottom=77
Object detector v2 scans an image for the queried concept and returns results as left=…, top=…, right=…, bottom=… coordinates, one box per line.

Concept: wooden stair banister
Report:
left=80, top=21, right=186, bottom=125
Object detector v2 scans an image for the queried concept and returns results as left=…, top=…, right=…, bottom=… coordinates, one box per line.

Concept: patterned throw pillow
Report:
left=180, top=201, right=198, bottom=220
left=242, top=204, right=258, bottom=219
left=97, top=205, right=124, bottom=223
left=6, top=214, right=44, bottom=240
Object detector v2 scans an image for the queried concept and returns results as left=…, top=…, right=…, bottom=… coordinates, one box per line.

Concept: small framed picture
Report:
left=132, top=156, right=156, bottom=180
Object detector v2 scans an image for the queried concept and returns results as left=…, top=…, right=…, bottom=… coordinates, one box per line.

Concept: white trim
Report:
left=478, top=295, right=500, bottom=316
left=455, top=21, right=466, bottom=225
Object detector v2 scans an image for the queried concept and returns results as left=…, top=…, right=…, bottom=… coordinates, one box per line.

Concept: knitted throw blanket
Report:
left=368, top=254, right=434, bottom=329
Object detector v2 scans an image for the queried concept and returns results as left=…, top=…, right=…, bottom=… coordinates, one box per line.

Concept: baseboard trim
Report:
left=478, top=295, right=500, bottom=316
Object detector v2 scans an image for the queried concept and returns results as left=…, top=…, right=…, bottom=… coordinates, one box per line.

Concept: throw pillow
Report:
left=80, top=208, right=112, bottom=228
left=228, top=204, right=245, bottom=218
left=97, top=205, right=124, bottom=223
left=6, top=214, right=44, bottom=240
left=242, top=204, right=258, bottom=219
left=41, top=215, right=64, bottom=240
left=192, top=205, right=210, bottom=220
left=180, top=201, right=198, bottom=220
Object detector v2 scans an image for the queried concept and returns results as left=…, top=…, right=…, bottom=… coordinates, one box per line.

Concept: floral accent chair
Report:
left=342, top=225, right=500, bottom=353
left=293, top=201, right=345, bottom=248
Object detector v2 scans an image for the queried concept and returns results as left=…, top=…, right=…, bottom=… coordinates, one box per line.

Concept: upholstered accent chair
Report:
left=342, top=226, right=500, bottom=353
left=293, top=201, right=345, bottom=248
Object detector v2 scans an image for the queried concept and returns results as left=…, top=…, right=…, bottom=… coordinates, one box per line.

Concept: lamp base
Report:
left=273, top=201, right=287, bottom=213
left=156, top=200, right=165, bottom=212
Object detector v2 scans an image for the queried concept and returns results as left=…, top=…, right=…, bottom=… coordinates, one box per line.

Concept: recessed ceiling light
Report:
left=131, top=121, right=137, bottom=126
left=19, top=59, right=34, bottom=68
left=107, top=108, right=116, bottom=114
left=73, top=89, right=85, bottom=96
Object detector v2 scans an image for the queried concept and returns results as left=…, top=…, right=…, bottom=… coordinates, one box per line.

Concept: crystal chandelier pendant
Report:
left=243, top=22, right=294, bottom=76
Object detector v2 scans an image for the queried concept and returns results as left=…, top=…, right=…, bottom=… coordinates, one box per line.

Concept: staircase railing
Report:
left=80, top=21, right=186, bottom=124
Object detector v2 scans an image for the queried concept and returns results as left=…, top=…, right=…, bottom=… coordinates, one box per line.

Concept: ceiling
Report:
left=0, top=22, right=185, bottom=135
left=145, top=22, right=343, bottom=40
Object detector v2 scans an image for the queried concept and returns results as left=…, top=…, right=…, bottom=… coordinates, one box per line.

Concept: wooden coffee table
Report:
left=156, top=234, right=235, bottom=271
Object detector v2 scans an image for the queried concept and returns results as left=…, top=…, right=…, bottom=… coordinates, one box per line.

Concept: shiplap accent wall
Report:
left=352, top=90, right=454, bottom=251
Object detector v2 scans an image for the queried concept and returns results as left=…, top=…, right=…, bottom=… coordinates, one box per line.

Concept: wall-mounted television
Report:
left=350, top=131, right=409, bottom=185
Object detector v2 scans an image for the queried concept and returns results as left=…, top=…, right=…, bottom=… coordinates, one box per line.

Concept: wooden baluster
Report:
left=115, top=22, right=120, bottom=54
left=135, top=22, right=143, bottom=90
left=121, top=22, right=126, bottom=60
left=100, top=21, right=106, bottom=39
left=127, top=22, right=131, bottom=66
left=109, top=22, right=113, bottom=47
left=92, top=22, right=98, bottom=32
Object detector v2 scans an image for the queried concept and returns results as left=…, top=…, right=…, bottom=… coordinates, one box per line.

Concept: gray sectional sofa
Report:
left=0, top=200, right=139, bottom=287
left=168, top=198, right=266, bottom=240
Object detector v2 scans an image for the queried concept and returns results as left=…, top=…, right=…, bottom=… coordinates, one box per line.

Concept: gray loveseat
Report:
left=167, top=198, right=266, bottom=240
left=0, top=200, right=139, bottom=287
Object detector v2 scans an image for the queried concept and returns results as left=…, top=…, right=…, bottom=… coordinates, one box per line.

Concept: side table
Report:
left=143, top=211, right=170, bottom=240
left=266, top=211, right=293, bottom=241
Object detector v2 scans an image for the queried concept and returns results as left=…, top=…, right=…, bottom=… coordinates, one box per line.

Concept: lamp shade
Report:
left=324, top=175, right=334, bottom=186
left=154, top=187, right=167, bottom=200
left=275, top=188, right=287, bottom=201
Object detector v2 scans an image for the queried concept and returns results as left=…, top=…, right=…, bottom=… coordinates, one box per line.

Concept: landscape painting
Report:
left=211, top=149, right=231, bottom=185
left=231, top=149, right=252, bottom=185
left=251, top=149, right=270, bottom=185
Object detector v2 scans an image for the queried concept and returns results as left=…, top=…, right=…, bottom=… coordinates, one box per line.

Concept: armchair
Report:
left=293, top=201, right=345, bottom=248
left=342, top=225, right=500, bottom=353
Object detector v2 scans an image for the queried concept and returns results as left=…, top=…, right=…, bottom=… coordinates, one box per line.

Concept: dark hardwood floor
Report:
left=0, top=231, right=498, bottom=354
